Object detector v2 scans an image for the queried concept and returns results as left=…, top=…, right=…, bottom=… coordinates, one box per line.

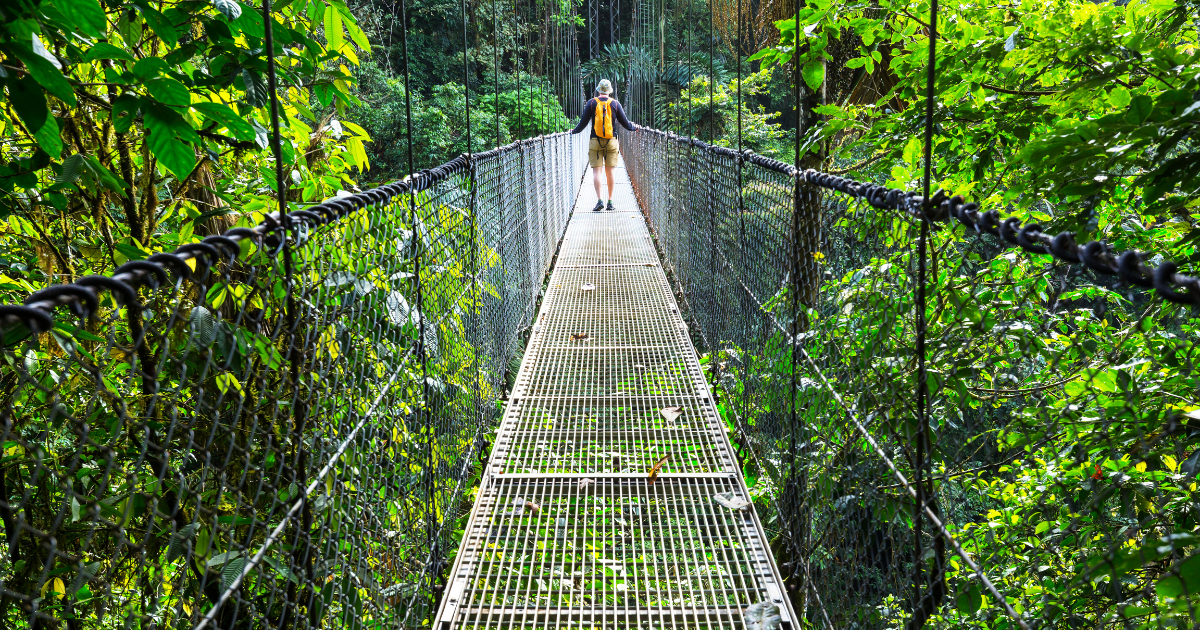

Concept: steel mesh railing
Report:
left=0, top=132, right=587, bottom=629
left=625, top=128, right=1200, bottom=629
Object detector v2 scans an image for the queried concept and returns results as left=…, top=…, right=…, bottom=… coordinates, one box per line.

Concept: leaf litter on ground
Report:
left=659, top=406, right=683, bottom=422
left=647, top=454, right=669, bottom=485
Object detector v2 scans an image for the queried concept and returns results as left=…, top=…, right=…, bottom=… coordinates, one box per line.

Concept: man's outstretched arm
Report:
left=613, top=101, right=638, bottom=131
left=571, top=100, right=595, bottom=134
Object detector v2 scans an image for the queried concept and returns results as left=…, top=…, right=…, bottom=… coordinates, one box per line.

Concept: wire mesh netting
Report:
left=625, top=128, right=1200, bottom=629
left=0, top=132, right=587, bottom=629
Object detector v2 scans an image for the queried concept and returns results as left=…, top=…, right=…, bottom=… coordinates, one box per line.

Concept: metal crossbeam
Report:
left=437, top=156, right=795, bottom=628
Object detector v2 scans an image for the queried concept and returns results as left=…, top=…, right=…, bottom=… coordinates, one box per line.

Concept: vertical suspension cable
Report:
left=685, top=0, right=693, bottom=135
left=451, top=0, right=475, bottom=596
left=516, top=0, right=523, bottom=139
left=787, top=0, right=807, bottom=616
left=261, top=2, right=311, bottom=626
left=493, top=0, right=501, bottom=145
left=394, top=0, right=434, bottom=602
left=261, top=0, right=291, bottom=401
left=707, top=0, right=714, bottom=143
left=910, top=0, right=942, bottom=626
left=462, top=0, right=474, bottom=154
left=735, top=0, right=742, bottom=152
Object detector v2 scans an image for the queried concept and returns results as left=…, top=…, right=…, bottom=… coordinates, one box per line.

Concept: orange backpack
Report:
left=593, top=96, right=614, bottom=139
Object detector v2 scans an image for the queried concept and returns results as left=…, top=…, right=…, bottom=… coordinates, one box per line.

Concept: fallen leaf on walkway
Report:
left=571, top=333, right=589, bottom=341
left=744, top=601, right=782, bottom=630
left=578, top=478, right=595, bottom=491
left=525, top=501, right=540, bottom=513
left=633, top=364, right=647, bottom=370
left=713, top=492, right=751, bottom=512
left=647, top=454, right=669, bottom=485
left=581, top=282, right=596, bottom=291
left=659, top=406, right=683, bottom=422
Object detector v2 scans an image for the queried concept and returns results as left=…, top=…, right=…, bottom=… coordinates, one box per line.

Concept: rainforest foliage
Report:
left=725, top=0, right=1200, bottom=627
left=0, top=0, right=569, bottom=627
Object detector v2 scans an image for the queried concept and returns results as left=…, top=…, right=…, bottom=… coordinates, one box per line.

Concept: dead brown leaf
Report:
left=647, top=454, right=669, bottom=485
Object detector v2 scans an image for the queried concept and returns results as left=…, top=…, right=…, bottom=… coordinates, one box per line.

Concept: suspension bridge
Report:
left=2, top=0, right=1199, bottom=628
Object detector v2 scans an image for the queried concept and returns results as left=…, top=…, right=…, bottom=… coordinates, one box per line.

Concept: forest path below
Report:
left=436, top=155, right=796, bottom=628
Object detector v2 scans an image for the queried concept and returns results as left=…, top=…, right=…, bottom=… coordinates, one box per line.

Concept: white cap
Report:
left=596, top=79, right=613, bottom=94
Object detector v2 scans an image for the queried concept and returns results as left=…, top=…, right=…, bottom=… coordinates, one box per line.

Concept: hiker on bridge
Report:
left=571, top=79, right=639, bottom=212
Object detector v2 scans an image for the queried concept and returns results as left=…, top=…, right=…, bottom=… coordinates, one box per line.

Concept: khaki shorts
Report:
left=589, top=137, right=620, bottom=168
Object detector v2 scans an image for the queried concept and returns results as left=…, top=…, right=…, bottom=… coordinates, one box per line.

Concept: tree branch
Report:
left=980, top=83, right=1059, bottom=96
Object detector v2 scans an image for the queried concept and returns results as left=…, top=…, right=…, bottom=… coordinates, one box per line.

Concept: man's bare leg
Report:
left=592, top=167, right=603, bottom=199
left=605, top=165, right=616, bottom=201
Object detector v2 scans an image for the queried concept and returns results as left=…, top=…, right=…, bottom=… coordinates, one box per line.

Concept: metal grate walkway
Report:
left=436, top=156, right=796, bottom=629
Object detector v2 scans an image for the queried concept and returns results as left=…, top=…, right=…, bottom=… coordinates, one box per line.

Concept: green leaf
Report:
left=220, top=556, right=247, bottom=591
left=10, top=41, right=76, bottom=106
left=263, top=556, right=300, bottom=583
left=7, top=75, right=49, bottom=136
left=166, top=523, right=201, bottom=561
left=132, top=1, right=180, bottom=46
left=83, top=155, right=127, bottom=192
left=956, top=582, right=982, bottom=614
left=54, top=0, right=107, bottom=37
left=145, top=77, right=191, bottom=107
left=114, top=242, right=149, bottom=261
left=29, top=33, right=62, bottom=70
left=336, top=2, right=370, bottom=51
left=144, top=105, right=198, bottom=178
left=1127, top=94, right=1153, bottom=124
left=1156, top=554, right=1200, bottom=598
left=233, top=2, right=265, bottom=38
left=84, top=42, right=136, bottom=63
left=111, top=94, right=140, bottom=134
left=193, top=102, right=256, bottom=141
left=206, top=550, right=243, bottom=568
left=32, top=115, right=63, bottom=158
left=212, top=0, right=242, bottom=20
left=132, top=57, right=169, bottom=79
left=56, top=154, right=85, bottom=185
left=1108, top=86, right=1131, bottom=109
left=241, top=69, right=267, bottom=108
left=802, top=60, right=825, bottom=91
left=324, top=3, right=343, bottom=51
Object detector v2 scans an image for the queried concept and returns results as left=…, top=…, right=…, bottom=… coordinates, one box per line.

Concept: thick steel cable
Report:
left=908, top=0, right=942, bottom=627
left=787, top=0, right=808, bottom=617
left=261, top=3, right=314, bottom=627
left=7, top=129, right=1197, bottom=341
left=389, top=0, right=435, bottom=597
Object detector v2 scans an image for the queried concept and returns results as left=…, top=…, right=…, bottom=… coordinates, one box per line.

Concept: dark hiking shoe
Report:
left=592, top=200, right=604, bottom=212
left=606, top=201, right=615, bottom=212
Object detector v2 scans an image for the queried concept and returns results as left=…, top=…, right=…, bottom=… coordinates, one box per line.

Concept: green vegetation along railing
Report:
left=625, top=127, right=1200, bottom=629
left=0, top=132, right=587, bottom=629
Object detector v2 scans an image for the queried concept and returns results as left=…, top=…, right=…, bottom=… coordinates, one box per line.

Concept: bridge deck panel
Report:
left=438, top=157, right=793, bottom=629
